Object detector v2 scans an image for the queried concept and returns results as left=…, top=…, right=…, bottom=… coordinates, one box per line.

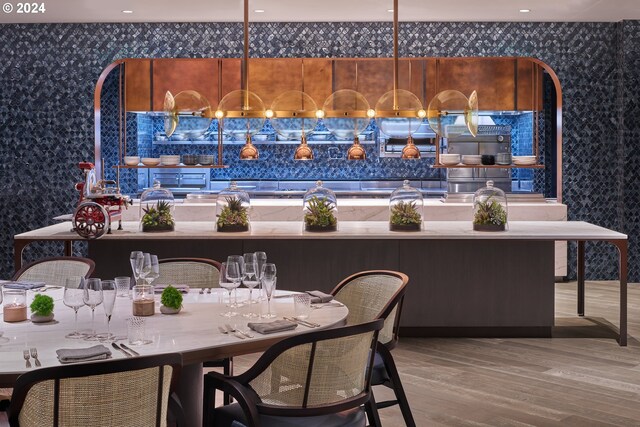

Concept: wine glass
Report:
left=82, top=278, right=103, bottom=340
left=242, top=261, right=260, bottom=318
left=222, top=262, right=242, bottom=317
left=261, top=263, right=277, bottom=318
left=255, top=251, right=267, bottom=301
left=96, top=280, right=117, bottom=340
left=141, top=254, right=159, bottom=286
left=226, top=255, right=244, bottom=307
left=218, top=262, right=239, bottom=317
left=130, top=251, right=144, bottom=286
left=63, top=277, right=86, bottom=339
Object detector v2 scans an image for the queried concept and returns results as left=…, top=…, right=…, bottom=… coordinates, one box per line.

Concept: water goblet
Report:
left=130, top=251, right=144, bottom=286
left=242, top=262, right=260, bottom=318
left=226, top=255, right=245, bottom=307
left=255, top=251, right=267, bottom=300
left=220, top=262, right=241, bottom=317
left=82, top=278, right=103, bottom=340
left=261, top=263, right=277, bottom=318
left=141, top=254, right=159, bottom=286
left=96, top=280, right=117, bottom=340
left=63, top=277, right=86, bottom=339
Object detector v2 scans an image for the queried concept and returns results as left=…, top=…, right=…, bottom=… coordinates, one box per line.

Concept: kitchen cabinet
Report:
left=516, top=58, right=543, bottom=111
left=302, top=58, right=333, bottom=108
left=124, top=59, right=152, bottom=112
left=248, top=58, right=304, bottom=108
left=152, top=58, right=220, bottom=111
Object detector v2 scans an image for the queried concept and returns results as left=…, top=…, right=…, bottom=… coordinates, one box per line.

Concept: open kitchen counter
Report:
left=14, top=220, right=626, bottom=345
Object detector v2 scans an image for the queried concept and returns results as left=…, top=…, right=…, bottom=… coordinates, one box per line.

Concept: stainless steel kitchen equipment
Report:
left=138, top=168, right=209, bottom=196
left=379, top=121, right=438, bottom=158
left=444, top=125, right=512, bottom=193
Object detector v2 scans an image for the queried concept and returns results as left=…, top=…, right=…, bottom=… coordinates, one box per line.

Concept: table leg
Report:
left=611, top=240, right=628, bottom=346
left=577, top=241, right=585, bottom=316
left=177, top=363, right=203, bottom=427
left=64, top=240, right=73, bottom=257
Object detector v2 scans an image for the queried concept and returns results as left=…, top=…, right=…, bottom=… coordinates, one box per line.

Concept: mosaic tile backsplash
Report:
left=0, top=21, right=637, bottom=281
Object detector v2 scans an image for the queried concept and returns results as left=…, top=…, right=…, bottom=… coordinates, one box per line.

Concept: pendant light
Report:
left=269, top=89, right=319, bottom=161
left=322, top=88, right=374, bottom=160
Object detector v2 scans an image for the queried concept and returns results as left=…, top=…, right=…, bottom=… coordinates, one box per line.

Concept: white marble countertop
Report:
left=0, top=289, right=347, bottom=379
left=16, top=220, right=626, bottom=241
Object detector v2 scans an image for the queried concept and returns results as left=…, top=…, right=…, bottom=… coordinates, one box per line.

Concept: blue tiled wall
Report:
left=0, top=21, right=637, bottom=281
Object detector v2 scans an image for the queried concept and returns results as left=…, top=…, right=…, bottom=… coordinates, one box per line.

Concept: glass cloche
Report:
left=303, top=180, right=338, bottom=232
left=472, top=180, right=508, bottom=231
left=389, top=180, right=423, bottom=231
left=139, top=180, right=175, bottom=232
left=216, top=181, right=251, bottom=232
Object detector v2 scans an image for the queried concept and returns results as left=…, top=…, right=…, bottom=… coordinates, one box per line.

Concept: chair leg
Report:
left=365, top=393, right=382, bottom=427
left=223, top=358, right=233, bottom=405
left=378, top=346, right=416, bottom=427
left=203, top=374, right=215, bottom=427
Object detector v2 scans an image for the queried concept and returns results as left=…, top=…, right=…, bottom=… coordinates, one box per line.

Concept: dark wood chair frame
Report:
left=7, top=353, right=185, bottom=427
left=12, top=256, right=96, bottom=281
left=158, top=257, right=233, bottom=404
left=203, top=319, right=385, bottom=427
left=330, top=270, right=415, bottom=427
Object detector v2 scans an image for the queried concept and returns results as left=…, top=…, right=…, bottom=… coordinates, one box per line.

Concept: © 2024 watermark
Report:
left=3, top=2, right=46, bottom=14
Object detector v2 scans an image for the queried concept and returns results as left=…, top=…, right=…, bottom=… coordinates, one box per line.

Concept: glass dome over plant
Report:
left=389, top=180, right=423, bottom=231
left=303, top=181, right=338, bottom=232
left=216, top=181, right=251, bottom=232
left=472, top=180, right=508, bottom=231
left=139, top=181, right=175, bottom=232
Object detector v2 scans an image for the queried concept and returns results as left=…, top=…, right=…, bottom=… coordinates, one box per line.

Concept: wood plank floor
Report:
left=230, top=281, right=640, bottom=427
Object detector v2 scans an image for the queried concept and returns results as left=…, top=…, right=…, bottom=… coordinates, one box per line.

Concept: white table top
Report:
left=15, top=220, right=627, bottom=241
left=0, top=288, right=348, bottom=384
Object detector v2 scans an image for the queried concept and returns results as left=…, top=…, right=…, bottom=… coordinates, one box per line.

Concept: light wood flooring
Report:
left=231, top=281, right=640, bottom=427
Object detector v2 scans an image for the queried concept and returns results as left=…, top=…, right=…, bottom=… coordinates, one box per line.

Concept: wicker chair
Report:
left=203, top=319, right=384, bottom=427
left=156, top=257, right=221, bottom=289
left=330, top=270, right=414, bottom=427
left=12, top=257, right=95, bottom=288
left=7, top=353, right=184, bottom=427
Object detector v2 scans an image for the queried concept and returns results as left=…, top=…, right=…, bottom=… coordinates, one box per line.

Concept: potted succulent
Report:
left=30, top=294, right=55, bottom=323
left=390, top=201, right=422, bottom=231
left=142, top=200, right=175, bottom=232
left=216, top=196, right=250, bottom=232
left=160, top=286, right=183, bottom=314
left=473, top=197, right=507, bottom=231
left=304, top=196, right=337, bottom=232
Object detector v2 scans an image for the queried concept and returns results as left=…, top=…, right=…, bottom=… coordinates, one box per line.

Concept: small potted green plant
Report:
left=142, top=200, right=175, bottom=232
left=304, top=196, right=337, bottom=232
left=160, top=286, right=183, bottom=315
left=473, top=197, right=507, bottom=231
left=390, top=201, right=422, bottom=231
left=216, top=196, right=250, bottom=232
left=30, top=294, right=55, bottom=323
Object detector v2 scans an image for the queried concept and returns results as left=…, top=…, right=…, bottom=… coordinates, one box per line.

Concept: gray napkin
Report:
left=306, top=290, right=333, bottom=304
left=154, top=284, right=190, bottom=293
left=4, top=281, right=45, bottom=290
left=248, top=320, right=297, bottom=335
left=56, top=345, right=112, bottom=364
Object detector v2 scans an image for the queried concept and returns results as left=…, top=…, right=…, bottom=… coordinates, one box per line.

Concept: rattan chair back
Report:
left=8, top=354, right=182, bottom=427
left=12, top=257, right=95, bottom=288
left=156, top=257, right=221, bottom=288
left=331, top=270, right=409, bottom=348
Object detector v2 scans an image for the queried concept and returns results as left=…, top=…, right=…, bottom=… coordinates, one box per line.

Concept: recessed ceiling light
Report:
left=254, top=9, right=265, bottom=13
left=519, top=9, right=531, bottom=13
left=122, top=10, right=133, bottom=14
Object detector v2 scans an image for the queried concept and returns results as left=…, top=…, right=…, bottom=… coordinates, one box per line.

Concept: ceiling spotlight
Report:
left=122, top=10, right=133, bottom=14
left=254, top=9, right=265, bottom=13
left=519, top=9, right=531, bottom=13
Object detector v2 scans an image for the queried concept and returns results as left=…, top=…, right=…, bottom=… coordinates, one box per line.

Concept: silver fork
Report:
left=23, top=349, right=31, bottom=368
left=219, top=325, right=243, bottom=339
left=30, top=348, right=41, bottom=367
left=223, top=324, right=247, bottom=339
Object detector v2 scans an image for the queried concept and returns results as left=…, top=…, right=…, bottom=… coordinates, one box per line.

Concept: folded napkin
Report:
left=153, top=284, right=190, bottom=293
left=306, top=290, right=333, bottom=304
left=4, top=281, right=45, bottom=290
left=56, top=345, right=112, bottom=364
left=248, top=320, right=297, bottom=335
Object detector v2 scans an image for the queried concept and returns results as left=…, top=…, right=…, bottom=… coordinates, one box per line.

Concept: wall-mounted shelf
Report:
left=432, top=164, right=544, bottom=169
left=114, top=165, right=229, bottom=169
left=151, top=139, right=376, bottom=146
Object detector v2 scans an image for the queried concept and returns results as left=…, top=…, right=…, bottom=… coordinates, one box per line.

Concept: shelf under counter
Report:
left=114, top=165, right=229, bottom=169
left=432, top=164, right=545, bottom=169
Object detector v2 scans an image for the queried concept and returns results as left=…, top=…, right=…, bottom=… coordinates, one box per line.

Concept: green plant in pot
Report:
left=142, top=200, right=175, bottom=232
left=160, top=286, right=183, bottom=314
left=217, top=196, right=250, bottom=232
left=304, top=196, right=337, bottom=232
left=390, top=201, right=422, bottom=231
left=30, top=294, right=55, bottom=323
left=473, top=197, right=507, bottom=231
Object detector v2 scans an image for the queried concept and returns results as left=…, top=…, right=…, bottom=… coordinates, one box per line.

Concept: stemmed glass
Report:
left=96, top=280, right=117, bottom=340
left=261, top=263, right=277, bottom=318
left=82, top=278, right=103, bottom=340
left=219, top=262, right=239, bottom=317
left=226, top=255, right=244, bottom=307
left=242, top=260, right=260, bottom=318
left=222, top=262, right=242, bottom=317
left=130, top=251, right=144, bottom=286
left=140, top=254, right=159, bottom=286
left=63, top=277, right=86, bottom=339
left=255, top=251, right=267, bottom=301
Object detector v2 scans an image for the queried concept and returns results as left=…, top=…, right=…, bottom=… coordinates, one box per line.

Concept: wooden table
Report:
left=14, top=220, right=628, bottom=345
left=0, top=288, right=348, bottom=425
